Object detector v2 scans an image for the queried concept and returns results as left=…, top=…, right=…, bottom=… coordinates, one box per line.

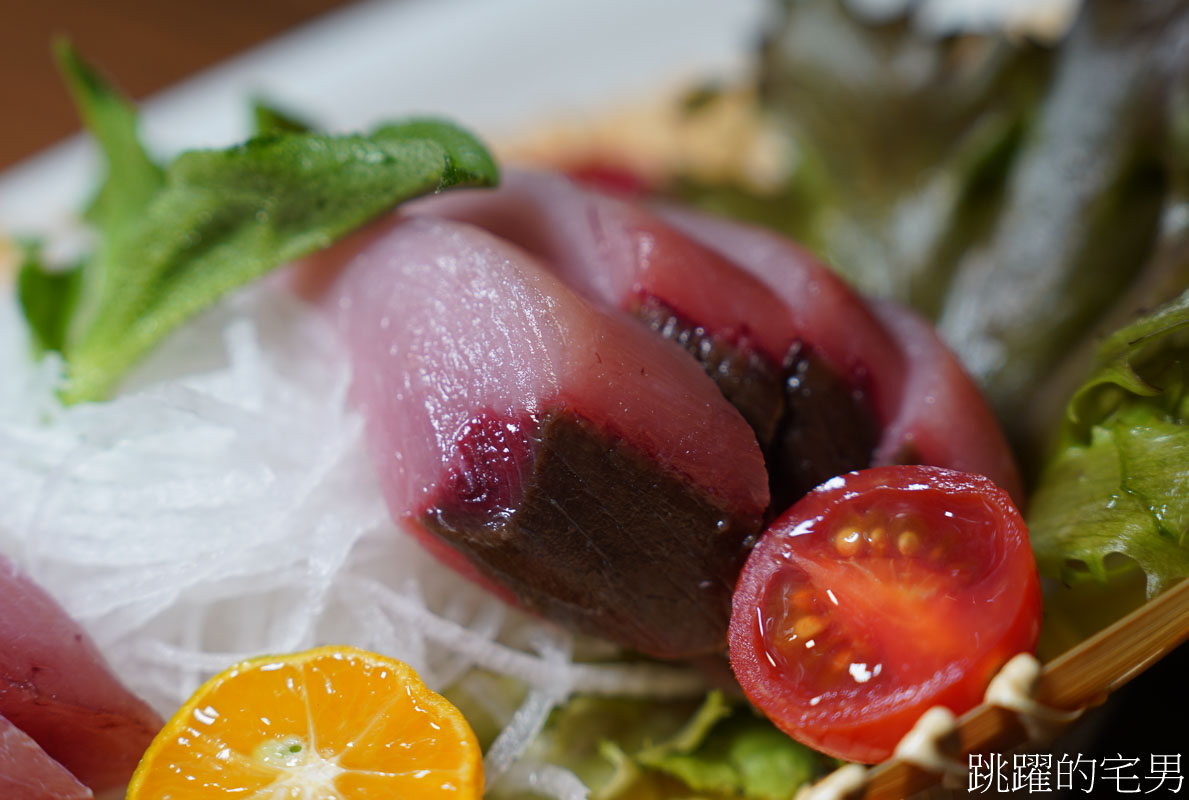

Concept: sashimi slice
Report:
left=315, top=216, right=769, bottom=658
left=418, top=171, right=896, bottom=510
left=0, top=556, right=161, bottom=793
left=0, top=714, right=92, bottom=800
left=658, top=207, right=1022, bottom=503
left=870, top=301, right=1024, bottom=503
left=653, top=203, right=907, bottom=426
left=415, top=170, right=794, bottom=364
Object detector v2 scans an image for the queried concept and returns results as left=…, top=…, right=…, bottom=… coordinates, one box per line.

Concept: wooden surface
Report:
left=0, top=0, right=358, bottom=170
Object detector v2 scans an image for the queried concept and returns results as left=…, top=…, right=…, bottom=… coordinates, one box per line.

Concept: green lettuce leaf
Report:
left=520, top=692, right=828, bottom=800
left=757, top=1, right=1189, bottom=461
left=1029, top=288, right=1189, bottom=596
left=636, top=693, right=823, bottom=800
left=26, top=44, right=499, bottom=404
left=522, top=695, right=702, bottom=798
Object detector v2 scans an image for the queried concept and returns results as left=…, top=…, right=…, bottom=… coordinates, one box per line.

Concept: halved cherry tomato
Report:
left=728, top=465, right=1041, bottom=764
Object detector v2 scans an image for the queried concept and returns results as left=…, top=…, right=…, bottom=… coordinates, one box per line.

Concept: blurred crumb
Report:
left=0, top=236, right=17, bottom=284
left=496, top=85, right=793, bottom=193
left=850, top=0, right=1080, bottom=42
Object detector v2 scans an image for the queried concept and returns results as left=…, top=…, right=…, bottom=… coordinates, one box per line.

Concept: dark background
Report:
left=0, top=0, right=355, bottom=169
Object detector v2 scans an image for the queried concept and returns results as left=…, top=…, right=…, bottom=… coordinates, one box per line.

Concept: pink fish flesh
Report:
left=315, top=216, right=770, bottom=658
left=418, top=171, right=905, bottom=509
left=0, top=557, right=161, bottom=793
left=869, top=300, right=1024, bottom=503
left=657, top=204, right=1023, bottom=503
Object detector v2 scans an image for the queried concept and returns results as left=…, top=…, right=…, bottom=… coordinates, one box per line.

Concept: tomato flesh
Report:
left=729, top=465, right=1041, bottom=764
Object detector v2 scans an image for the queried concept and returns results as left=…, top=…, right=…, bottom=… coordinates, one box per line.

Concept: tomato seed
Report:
left=897, top=530, right=921, bottom=557
left=867, top=526, right=887, bottom=555
left=790, top=588, right=817, bottom=612
left=793, top=615, right=827, bottom=639
left=834, top=526, right=863, bottom=557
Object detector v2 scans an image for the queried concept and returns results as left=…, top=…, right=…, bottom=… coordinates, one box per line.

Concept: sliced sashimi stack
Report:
left=417, top=172, right=898, bottom=510
left=300, top=170, right=1021, bottom=658
left=420, top=172, right=1019, bottom=506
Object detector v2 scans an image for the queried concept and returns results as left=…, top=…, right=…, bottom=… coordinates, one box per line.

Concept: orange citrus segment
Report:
left=127, top=645, right=482, bottom=800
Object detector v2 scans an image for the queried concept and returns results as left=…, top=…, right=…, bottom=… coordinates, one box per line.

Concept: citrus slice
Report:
left=127, top=645, right=483, bottom=799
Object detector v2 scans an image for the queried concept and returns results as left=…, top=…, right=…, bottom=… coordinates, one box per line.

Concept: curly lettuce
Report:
left=518, top=692, right=830, bottom=800
left=1029, top=289, right=1189, bottom=596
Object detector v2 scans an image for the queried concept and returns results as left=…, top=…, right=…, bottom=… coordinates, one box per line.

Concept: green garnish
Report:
left=23, top=43, right=498, bottom=404
left=16, top=241, right=81, bottom=356
left=633, top=692, right=824, bottom=800
left=1029, top=288, right=1189, bottom=596
left=55, top=40, right=166, bottom=238
left=755, top=0, right=1189, bottom=457
left=520, top=692, right=828, bottom=800
left=251, top=99, right=314, bottom=136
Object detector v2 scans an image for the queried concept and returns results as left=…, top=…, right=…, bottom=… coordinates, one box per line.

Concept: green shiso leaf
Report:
left=371, top=118, right=499, bottom=190
left=26, top=44, right=498, bottom=405
left=52, top=39, right=166, bottom=349
left=251, top=99, right=314, bottom=135
left=54, top=39, right=165, bottom=237
left=62, top=126, right=497, bottom=404
left=15, top=241, right=82, bottom=356
left=1030, top=288, right=1189, bottom=596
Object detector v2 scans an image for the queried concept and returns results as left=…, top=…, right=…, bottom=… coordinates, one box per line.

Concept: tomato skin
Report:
left=728, top=465, right=1041, bottom=764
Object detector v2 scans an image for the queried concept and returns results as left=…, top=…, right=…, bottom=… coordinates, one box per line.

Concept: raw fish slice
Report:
left=318, top=217, right=768, bottom=658
left=419, top=172, right=896, bottom=508
left=870, top=301, right=1024, bottom=503
left=653, top=204, right=907, bottom=426
left=0, top=714, right=92, bottom=800
left=416, top=171, right=792, bottom=445
left=0, top=557, right=161, bottom=793
left=659, top=207, right=1022, bottom=502
left=416, top=170, right=794, bottom=363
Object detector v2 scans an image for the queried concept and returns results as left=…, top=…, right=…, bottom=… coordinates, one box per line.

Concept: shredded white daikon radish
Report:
left=0, top=283, right=708, bottom=790
left=498, top=760, right=591, bottom=800
left=484, top=631, right=574, bottom=783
